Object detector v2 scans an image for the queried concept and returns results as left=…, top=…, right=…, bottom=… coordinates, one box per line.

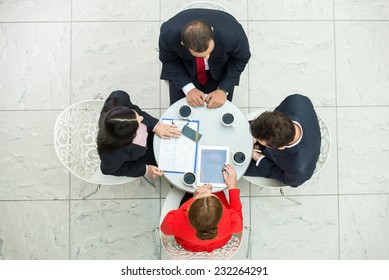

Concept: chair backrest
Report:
left=160, top=188, right=242, bottom=259
left=161, top=231, right=242, bottom=260
left=313, top=115, right=331, bottom=174
left=54, top=100, right=135, bottom=185
left=179, top=1, right=230, bottom=13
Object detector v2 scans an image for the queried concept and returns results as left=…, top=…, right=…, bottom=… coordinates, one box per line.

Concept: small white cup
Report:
left=178, top=105, right=192, bottom=119
left=221, top=112, right=235, bottom=127
left=231, top=150, right=246, bottom=165
left=182, top=172, right=196, bottom=187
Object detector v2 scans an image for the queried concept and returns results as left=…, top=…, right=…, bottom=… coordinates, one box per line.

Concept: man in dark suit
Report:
left=159, top=8, right=251, bottom=108
left=245, top=94, right=321, bottom=187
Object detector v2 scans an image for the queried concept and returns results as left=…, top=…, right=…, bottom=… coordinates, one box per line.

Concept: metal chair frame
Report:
left=54, top=95, right=155, bottom=199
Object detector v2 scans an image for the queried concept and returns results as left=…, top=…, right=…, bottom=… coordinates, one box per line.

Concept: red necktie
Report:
left=196, top=57, right=208, bottom=85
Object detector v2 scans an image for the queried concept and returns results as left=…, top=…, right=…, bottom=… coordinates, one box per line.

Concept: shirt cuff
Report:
left=144, top=165, right=148, bottom=176
left=182, top=83, right=196, bottom=95
left=255, top=155, right=266, bottom=166
left=217, top=87, right=229, bottom=96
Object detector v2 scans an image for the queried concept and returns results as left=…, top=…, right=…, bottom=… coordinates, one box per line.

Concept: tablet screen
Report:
left=197, top=146, right=229, bottom=187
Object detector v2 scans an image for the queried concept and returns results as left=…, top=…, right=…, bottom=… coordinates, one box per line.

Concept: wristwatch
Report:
left=217, top=87, right=229, bottom=96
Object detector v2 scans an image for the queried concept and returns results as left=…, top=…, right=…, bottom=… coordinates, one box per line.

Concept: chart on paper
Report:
left=158, top=119, right=199, bottom=173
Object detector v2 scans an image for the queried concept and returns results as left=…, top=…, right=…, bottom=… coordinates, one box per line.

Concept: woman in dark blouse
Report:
left=97, top=90, right=181, bottom=178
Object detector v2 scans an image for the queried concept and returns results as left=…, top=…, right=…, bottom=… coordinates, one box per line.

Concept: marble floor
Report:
left=0, top=0, right=388, bottom=260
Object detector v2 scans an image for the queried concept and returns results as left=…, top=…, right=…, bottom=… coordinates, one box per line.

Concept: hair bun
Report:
left=196, top=228, right=218, bottom=240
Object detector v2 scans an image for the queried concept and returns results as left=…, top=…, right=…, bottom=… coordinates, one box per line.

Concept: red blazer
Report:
left=160, top=189, right=243, bottom=252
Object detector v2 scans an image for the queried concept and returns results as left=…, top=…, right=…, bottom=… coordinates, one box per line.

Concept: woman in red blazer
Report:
left=160, top=164, right=243, bottom=252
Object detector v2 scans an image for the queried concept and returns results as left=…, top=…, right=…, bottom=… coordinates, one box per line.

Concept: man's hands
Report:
left=186, top=88, right=227, bottom=109
left=252, top=150, right=262, bottom=161
left=154, top=123, right=182, bottom=139
left=252, top=140, right=264, bottom=161
left=186, top=88, right=206, bottom=107
left=205, top=89, right=227, bottom=108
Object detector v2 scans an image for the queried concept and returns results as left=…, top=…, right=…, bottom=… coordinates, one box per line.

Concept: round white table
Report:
left=154, top=98, right=252, bottom=193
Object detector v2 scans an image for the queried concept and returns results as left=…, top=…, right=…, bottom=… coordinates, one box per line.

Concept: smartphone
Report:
left=182, top=125, right=202, bottom=143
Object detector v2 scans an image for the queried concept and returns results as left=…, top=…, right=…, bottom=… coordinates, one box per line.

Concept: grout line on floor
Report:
left=69, top=0, right=73, bottom=260
left=333, top=0, right=341, bottom=260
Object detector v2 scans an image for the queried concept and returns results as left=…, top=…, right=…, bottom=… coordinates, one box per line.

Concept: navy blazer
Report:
left=245, top=94, right=321, bottom=187
left=159, top=9, right=251, bottom=94
left=98, top=90, right=159, bottom=177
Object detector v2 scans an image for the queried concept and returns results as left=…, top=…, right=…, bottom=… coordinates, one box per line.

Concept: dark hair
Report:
left=181, top=20, right=214, bottom=53
left=250, top=111, right=295, bottom=148
left=188, top=196, right=223, bottom=240
left=97, top=104, right=139, bottom=155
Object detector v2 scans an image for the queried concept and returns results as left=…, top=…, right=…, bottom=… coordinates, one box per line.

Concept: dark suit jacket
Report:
left=245, top=94, right=321, bottom=187
left=159, top=9, right=251, bottom=94
left=98, top=90, right=159, bottom=177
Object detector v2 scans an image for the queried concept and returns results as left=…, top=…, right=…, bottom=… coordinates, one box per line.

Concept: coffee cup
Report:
left=221, top=112, right=235, bottom=127
left=232, top=151, right=246, bottom=165
left=178, top=105, right=192, bottom=119
left=182, top=171, right=196, bottom=186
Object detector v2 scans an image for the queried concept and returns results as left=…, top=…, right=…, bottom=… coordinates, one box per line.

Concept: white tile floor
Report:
left=0, top=0, right=388, bottom=260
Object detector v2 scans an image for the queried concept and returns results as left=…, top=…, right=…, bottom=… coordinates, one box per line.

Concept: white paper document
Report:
left=158, top=118, right=200, bottom=174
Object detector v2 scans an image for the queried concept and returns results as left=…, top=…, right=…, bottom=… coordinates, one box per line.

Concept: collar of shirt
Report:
left=132, top=123, right=148, bottom=147
left=285, top=121, right=303, bottom=149
left=204, top=58, right=210, bottom=70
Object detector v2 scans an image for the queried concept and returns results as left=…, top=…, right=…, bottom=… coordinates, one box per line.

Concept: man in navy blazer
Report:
left=159, top=8, right=250, bottom=108
left=245, top=94, right=321, bottom=187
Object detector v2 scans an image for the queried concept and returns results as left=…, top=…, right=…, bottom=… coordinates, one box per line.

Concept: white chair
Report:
left=54, top=98, right=137, bottom=199
left=243, top=109, right=331, bottom=204
left=154, top=187, right=250, bottom=260
left=179, top=1, right=229, bottom=13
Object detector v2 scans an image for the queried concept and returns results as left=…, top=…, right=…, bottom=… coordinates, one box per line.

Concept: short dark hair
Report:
left=250, top=111, right=295, bottom=148
left=181, top=20, right=214, bottom=53
left=97, top=104, right=139, bottom=155
left=188, top=196, right=223, bottom=240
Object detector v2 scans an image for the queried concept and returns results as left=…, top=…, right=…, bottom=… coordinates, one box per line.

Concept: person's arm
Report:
left=228, top=188, right=242, bottom=214
left=222, top=163, right=243, bottom=232
left=101, top=158, right=147, bottom=178
left=159, top=28, right=193, bottom=90
left=139, top=111, right=159, bottom=132
left=222, top=164, right=243, bottom=214
left=160, top=211, right=176, bottom=236
left=257, top=157, right=308, bottom=188
left=217, top=31, right=251, bottom=94
left=106, top=90, right=133, bottom=107
left=228, top=188, right=243, bottom=233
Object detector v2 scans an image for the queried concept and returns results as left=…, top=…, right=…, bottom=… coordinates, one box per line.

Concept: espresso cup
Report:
left=178, top=105, right=192, bottom=119
left=232, top=151, right=246, bottom=165
left=221, top=112, right=235, bottom=127
left=182, top=172, right=196, bottom=186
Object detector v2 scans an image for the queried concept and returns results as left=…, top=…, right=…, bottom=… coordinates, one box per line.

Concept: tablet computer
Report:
left=196, top=145, right=230, bottom=187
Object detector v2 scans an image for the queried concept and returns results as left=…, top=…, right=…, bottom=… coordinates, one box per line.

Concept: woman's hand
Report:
left=193, top=184, right=213, bottom=199
left=222, top=163, right=238, bottom=190
left=155, top=123, right=182, bottom=139
left=146, top=165, right=163, bottom=178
